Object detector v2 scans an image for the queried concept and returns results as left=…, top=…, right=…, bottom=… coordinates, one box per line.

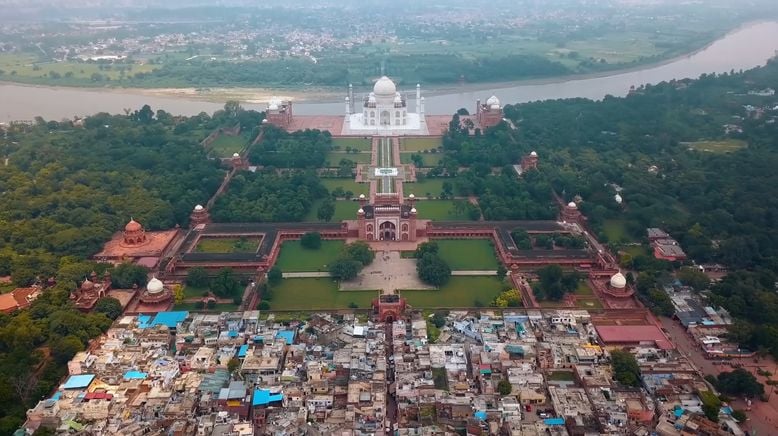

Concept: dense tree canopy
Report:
left=610, top=349, right=641, bottom=387
left=248, top=127, right=332, bottom=168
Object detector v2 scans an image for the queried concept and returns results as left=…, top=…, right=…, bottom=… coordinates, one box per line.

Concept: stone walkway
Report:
left=283, top=272, right=331, bottom=278
left=283, top=269, right=497, bottom=279
left=452, top=270, right=497, bottom=276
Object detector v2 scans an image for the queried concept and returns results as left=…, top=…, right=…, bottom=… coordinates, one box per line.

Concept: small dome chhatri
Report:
left=567, top=202, right=577, bottom=209
left=610, top=272, right=627, bottom=289
left=146, top=277, right=164, bottom=295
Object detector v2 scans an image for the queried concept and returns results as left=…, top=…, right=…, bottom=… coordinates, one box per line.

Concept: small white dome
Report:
left=530, top=151, right=538, bottom=157
left=357, top=208, right=364, bottom=214
left=567, top=202, right=577, bottom=209
left=359, top=194, right=365, bottom=199
left=368, top=94, right=376, bottom=104
left=486, top=95, right=500, bottom=106
left=410, top=207, right=417, bottom=214
left=345, top=96, right=349, bottom=101
left=268, top=103, right=279, bottom=111
left=147, top=277, right=164, bottom=294
left=409, top=193, right=415, bottom=199
left=194, top=204, right=204, bottom=211
left=393, top=95, right=402, bottom=104
left=373, top=76, right=397, bottom=96
left=232, top=152, right=240, bottom=158
left=490, top=104, right=500, bottom=110
left=610, top=272, right=627, bottom=289
left=614, top=194, right=623, bottom=204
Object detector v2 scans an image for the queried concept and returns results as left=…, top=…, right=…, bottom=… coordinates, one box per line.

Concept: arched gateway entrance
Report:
left=379, top=221, right=396, bottom=241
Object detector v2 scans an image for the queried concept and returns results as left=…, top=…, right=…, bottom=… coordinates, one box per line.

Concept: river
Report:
left=1, top=21, right=778, bottom=122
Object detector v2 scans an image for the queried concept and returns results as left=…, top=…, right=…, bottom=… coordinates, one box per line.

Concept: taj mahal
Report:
left=344, top=76, right=426, bottom=134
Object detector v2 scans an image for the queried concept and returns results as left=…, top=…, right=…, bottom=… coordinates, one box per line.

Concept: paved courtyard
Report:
left=340, top=250, right=434, bottom=293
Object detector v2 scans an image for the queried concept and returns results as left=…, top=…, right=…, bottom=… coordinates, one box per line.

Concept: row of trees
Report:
left=534, top=264, right=581, bottom=301
left=414, top=242, right=452, bottom=287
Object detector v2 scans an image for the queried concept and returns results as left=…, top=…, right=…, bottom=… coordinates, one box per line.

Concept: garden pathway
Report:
left=283, top=272, right=331, bottom=278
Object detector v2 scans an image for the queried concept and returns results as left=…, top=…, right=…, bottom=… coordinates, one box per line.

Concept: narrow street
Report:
left=660, top=316, right=778, bottom=435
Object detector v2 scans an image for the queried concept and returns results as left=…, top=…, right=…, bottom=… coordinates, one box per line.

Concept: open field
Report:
left=324, top=151, right=372, bottom=165
left=320, top=178, right=369, bottom=196
left=434, top=239, right=499, bottom=270
left=332, top=137, right=372, bottom=151
left=400, top=152, right=445, bottom=167
left=274, top=240, right=344, bottom=272
left=682, top=139, right=747, bottom=153
left=305, top=199, right=360, bottom=222
left=602, top=219, right=633, bottom=243
left=400, top=137, right=443, bottom=152
left=182, top=285, right=209, bottom=299
left=401, top=276, right=505, bottom=308
left=416, top=199, right=473, bottom=221
left=268, top=278, right=377, bottom=310
left=0, top=53, right=157, bottom=85
left=209, top=134, right=248, bottom=157
left=195, top=237, right=261, bottom=253
left=404, top=178, right=448, bottom=197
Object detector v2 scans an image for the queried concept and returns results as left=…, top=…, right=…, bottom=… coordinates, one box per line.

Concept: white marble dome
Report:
left=147, top=277, right=164, bottom=294
left=486, top=95, right=500, bottom=107
left=374, top=76, right=397, bottom=96
left=409, top=193, right=415, bottom=199
left=194, top=204, right=204, bottom=211
left=530, top=151, right=538, bottom=157
left=614, top=194, right=623, bottom=204
left=610, top=272, right=627, bottom=289
left=232, top=152, right=240, bottom=158
left=567, top=201, right=577, bottom=209
left=358, top=208, right=364, bottom=214
left=359, top=194, right=365, bottom=199
left=410, top=207, right=417, bottom=214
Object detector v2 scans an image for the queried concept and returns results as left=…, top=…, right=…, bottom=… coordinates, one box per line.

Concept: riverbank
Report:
left=1, top=20, right=774, bottom=107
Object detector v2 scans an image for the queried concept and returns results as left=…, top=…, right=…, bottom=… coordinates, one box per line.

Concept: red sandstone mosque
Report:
left=94, top=218, right=181, bottom=268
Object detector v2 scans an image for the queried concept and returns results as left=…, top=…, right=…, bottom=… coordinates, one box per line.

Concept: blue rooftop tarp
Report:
left=474, top=411, right=487, bottom=421
left=50, top=391, right=62, bottom=401
left=123, top=371, right=148, bottom=380
left=228, top=330, right=239, bottom=338
left=252, top=389, right=284, bottom=406
left=63, top=374, right=95, bottom=390
left=544, top=418, right=565, bottom=426
left=137, top=315, right=152, bottom=329
left=276, top=330, right=295, bottom=345
left=237, top=344, right=249, bottom=358
left=674, top=407, right=684, bottom=418
left=149, top=311, right=189, bottom=328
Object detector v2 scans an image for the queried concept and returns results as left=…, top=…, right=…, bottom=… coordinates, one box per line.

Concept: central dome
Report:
left=125, top=219, right=142, bottom=232
left=146, top=277, right=164, bottom=294
left=373, top=76, right=397, bottom=96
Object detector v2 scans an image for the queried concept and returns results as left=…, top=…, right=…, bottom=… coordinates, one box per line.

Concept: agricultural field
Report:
left=194, top=237, right=261, bottom=253
left=682, top=139, right=747, bottom=154
left=274, top=240, right=345, bottom=272
left=267, top=278, right=377, bottom=310
left=401, top=276, right=505, bottom=308
left=434, top=239, right=499, bottom=271
left=0, top=53, right=156, bottom=85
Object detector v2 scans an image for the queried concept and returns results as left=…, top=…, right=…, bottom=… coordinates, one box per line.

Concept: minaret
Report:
left=416, top=84, right=421, bottom=113
left=345, top=97, right=351, bottom=117
left=348, top=83, right=354, bottom=113
left=420, top=97, right=426, bottom=124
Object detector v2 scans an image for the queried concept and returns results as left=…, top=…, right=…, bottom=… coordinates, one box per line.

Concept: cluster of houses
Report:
left=20, top=308, right=747, bottom=436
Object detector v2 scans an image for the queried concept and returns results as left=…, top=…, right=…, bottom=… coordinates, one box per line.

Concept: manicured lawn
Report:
left=400, top=152, right=445, bottom=167
left=404, top=178, right=449, bottom=198
left=324, top=151, right=373, bottom=165
left=267, top=278, right=377, bottom=310
left=575, top=281, right=594, bottom=296
left=195, top=237, right=261, bottom=253
left=683, top=139, right=747, bottom=154
left=274, top=240, right=345, bottom=272
left=401, top=276, right=505, bottom=308
left=183, top=285, right=209, bottom=299
left=209, top=134, right=248, bottom=157
left=435, top=239, right=499, bottom=270
left=305, top=200, right=361, bottom=222
left=400, top=137, right=443, bottom=152
left=603, top=219, right=632, bottom=243
left=415, top=200, right=472, bottom=221
left=320, top=178, right=369, bottom=196
left=332, top=137, right=372, bottom=151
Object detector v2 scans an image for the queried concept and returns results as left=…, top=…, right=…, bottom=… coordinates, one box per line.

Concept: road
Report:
left=660, top=316, right=778, bottom=435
